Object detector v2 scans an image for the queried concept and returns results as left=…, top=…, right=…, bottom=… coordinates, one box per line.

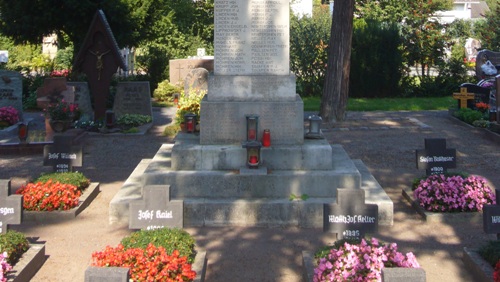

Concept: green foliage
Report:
left=290, top=5, right=331, bottom=96
left=289, top=193, right=309, bottom=201
left=175, top=89, right=204, bottom=125
left=453, top=108, right=485, bottom=124
left=411, top=172, right=470, bottom=191
left=163, top=123, right=182, bottom=137
left=350, top=19, right=403, bottom=98
left=121, top=228, right=196, bottom=264
left=314, top=238, right=362, bottom=260
left=35, top=172, right=90, bottom=190
left=116, top=114, right=152, bottom=128
left=153, top=80, right=182, bottom=102
left=475, top=4, right=500, bottom=50
left=478, top=240, right=500, bottom=267
left=0, top=230, right=29, bottom=265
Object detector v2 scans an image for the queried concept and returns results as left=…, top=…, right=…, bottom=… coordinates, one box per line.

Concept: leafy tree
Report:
left=474, top=4, right=500, bottom=50
left=0, top=0, right=138, bottom=57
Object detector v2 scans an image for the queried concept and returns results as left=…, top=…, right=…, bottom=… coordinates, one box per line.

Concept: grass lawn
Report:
left=302, top=96, right=455, bottom=112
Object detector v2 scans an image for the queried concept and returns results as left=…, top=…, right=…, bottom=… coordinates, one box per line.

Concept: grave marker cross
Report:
left=43, top=135, right=82, bottom=172
left=0, top=180, right=23, bottom=234
left=129, top=185, right=183, bottom=230
left=323, top=188, right=378, bottom=240
left=452, top=87, right=475, bottom=109
left=416, top=138, right=456, bottom=175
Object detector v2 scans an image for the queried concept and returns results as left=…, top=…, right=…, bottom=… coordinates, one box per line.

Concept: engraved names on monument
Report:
left=214, top=0, right=289, bottom=75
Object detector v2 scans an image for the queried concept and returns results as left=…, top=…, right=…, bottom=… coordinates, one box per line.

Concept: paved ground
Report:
left=0, top=108, right=499, bottom=282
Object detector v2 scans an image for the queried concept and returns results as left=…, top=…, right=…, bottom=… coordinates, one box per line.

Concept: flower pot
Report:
left=49, top=119, right=72, bottom=133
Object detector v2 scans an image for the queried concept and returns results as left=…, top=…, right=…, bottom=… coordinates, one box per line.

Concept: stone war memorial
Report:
left=110, top=0, right=393, bottom=231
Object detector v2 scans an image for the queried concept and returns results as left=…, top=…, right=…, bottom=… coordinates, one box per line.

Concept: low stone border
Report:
left=462, top=247, right=494, bottom=282
left=302, top=251, right=425, bottom=282
left=84, top=250, right=207, bottom=282
left=7, top=243, right=46, bottom=282
left=23, top=183, right=100, bottom=222
left=402, top=186, right=483, bottom=223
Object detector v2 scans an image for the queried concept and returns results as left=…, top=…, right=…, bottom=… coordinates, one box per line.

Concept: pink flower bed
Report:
left=413, top=174, right=495, bottom=212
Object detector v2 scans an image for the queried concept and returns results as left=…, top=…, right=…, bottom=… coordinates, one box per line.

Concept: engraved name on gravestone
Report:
left=43, top=135, right=83, bottom=173
left=113, top=81, right=152, bottom=120
left=67, top=82, right=93, bottom=119
left=129, top=185, right=183, bottom=230
left=0, top=70, right=23, bottom=120
left=416, top=138, right=456, bottom=176
left=214, top=0, right=289, bottom=75
left=324, top=188, right=378, bottom=240
left=0, top=180, right=23, bottom=234
left=483, top=189, right=500, bottom=237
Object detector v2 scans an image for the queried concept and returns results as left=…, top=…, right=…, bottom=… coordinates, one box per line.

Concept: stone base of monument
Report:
left=109, top=134, right=393, bottom=227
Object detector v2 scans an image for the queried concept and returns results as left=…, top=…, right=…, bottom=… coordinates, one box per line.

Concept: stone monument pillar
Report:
left=200, top=0, right=303, bottom=145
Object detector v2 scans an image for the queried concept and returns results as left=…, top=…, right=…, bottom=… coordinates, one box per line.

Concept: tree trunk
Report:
left=320, top=0, right=355, bottom=123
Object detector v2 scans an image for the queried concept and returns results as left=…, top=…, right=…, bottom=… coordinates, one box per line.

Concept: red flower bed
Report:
left=16, top=180, right=81, bottom=211
left=92, top=243, right=196, bottom=281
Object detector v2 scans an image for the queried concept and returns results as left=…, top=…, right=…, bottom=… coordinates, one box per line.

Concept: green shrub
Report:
left=0, top=231, right=29, bottom=265
left=116, top=114, right=152, bottom=129
left=153, top=80, right=182, bottom=102
left=120, top=228, right=196, bottom=263
left=163, top=123, right=182, bottom=137
left=453, top=108, right=485, bottom=124
left=34, top=172, right=90, bottom=190
left=472, top=119, right=489, bottom=128
left=478, top=240, right=500, bottom=267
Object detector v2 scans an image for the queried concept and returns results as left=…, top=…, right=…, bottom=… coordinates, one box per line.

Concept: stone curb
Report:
left=402, top=186, right=483, bottom=224
left=447, top=111, right=500, bottom=144
left=23, top=183, right=100, bottom=222
left=7, top=243, right=46, bottom=282
left=462, top=247, right=494, bottom=282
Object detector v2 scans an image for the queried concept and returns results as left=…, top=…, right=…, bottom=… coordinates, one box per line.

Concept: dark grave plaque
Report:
left=483, top=189, right=500, bottom=238
left=324, top=188, right=378, bottom=240
left=43, top=135, right=82, bottom=172
left=416, top=138, right=456, bottom=175
left=0, top=180, right=22, bottom=234
left=129, top=185, right=183, bottom=230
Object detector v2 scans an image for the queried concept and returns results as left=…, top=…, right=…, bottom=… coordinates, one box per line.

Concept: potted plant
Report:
left=44, top=99, right=80, bottom=132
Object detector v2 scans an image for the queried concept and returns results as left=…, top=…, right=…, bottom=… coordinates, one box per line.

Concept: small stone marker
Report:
left=85, top=267, right=129, bottom=282
left=0, top=180, right=23, bottom=234
left=453, top=87, right=475, bottom=109
left=0, top=70, right=23, bottom=120
left=169, top=58, right=214, bottom=86
left=416, top=138, right=456, bottom=175
left=483, top=189, right=500, bottom=239
left=129, top=185, right=183, bottom=230
left=184, top=68, right=209, bottom=97
left=323, top=188, right=378, bottom=240
left=67, top=82, right=94, bottom=119
left=43, top=135, right=82, bottom=172
left=112, top=81, right=152, bottom=120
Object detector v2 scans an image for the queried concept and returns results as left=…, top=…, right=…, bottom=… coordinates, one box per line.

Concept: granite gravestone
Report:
left=483, top=189, right=500, bottom=239
left=184, top=68, right=209, bottom=97
left=72, top=10, right=127, bottom=120
left=67, top=82, right=94, bottom=120
left=112, top=81, right=152, bottom=120
left=85, top=267, right=129, bottom=282
left=323, top=188, right=378, bottom=240
left=169, top=58, right=214, bottom=86
left=43, top=135, right=82, bottom=173
left=0, top=180, right=22, bottom=234
left=416, top=138, right=456, bottom=176
left=0, top=70, right=23, bottom=121
left=129, top=185, right=183, bottom=230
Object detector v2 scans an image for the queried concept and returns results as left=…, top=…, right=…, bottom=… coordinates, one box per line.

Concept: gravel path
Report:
left=0, top=109, right=498, bottom=282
